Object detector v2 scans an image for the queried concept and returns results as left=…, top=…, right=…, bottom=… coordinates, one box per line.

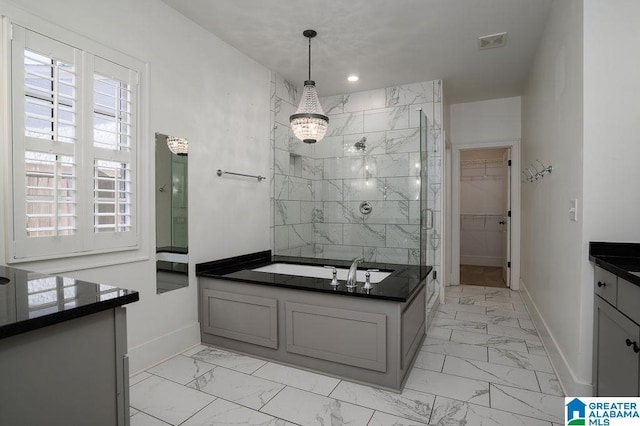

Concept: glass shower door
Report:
left=419, top=110, right=435, bottom=301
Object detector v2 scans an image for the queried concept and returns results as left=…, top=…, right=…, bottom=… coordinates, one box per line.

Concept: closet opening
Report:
left=458, top=148, right=511, bottom=288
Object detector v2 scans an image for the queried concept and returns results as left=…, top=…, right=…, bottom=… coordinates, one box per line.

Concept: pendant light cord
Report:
left=308, top=35, right=312, bottom=81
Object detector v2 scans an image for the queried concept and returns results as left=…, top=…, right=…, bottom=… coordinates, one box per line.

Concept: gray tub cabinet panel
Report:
left=285, top=302, right=387, bottom=372
left=401, top=286, right=426, bottom=370
left=0, top=308, right=129, bottom=426
left=199, top=277, right=426, bottom=392
left=202, top=289, right=278, bottom=348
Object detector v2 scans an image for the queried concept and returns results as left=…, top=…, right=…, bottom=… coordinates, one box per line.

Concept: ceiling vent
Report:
left=478, top=32, right=507, bottom=50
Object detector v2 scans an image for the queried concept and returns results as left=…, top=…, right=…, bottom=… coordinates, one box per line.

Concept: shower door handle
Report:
left=424, top=208, right=434, bottom=230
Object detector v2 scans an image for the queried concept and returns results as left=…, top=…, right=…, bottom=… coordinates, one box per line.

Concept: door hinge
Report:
left=508, top=261, right=511, bottom=268
left=508, top=160, right=512, bottom=166
left=508, top=210, right=511, bottom=217
left=433, top=270, right=437, bottom=280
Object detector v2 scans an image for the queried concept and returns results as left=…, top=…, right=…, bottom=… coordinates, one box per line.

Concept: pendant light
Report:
left=166, top=136, right=188, bottom=156
left=290, top=29, right=329, bottom=144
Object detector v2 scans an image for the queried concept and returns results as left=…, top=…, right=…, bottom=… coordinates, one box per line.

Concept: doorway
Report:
left=451, top=140, right=521, bottom=290
left=459, top=148, right=509, bottom=287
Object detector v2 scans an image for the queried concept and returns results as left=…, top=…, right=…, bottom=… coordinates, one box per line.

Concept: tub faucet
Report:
left=346, top=257, right=363, bottom=288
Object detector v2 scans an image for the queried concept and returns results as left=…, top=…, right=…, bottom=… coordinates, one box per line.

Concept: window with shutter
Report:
left=9, top=24, right=142, bottom=261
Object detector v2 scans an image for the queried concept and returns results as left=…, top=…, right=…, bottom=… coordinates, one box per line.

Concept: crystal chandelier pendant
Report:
left=166, top=136, right=188, bottom=156
left=290, top=30, right=329, bottom=144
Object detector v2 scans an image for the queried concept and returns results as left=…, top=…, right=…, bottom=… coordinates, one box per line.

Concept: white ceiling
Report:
left=161, top=0, right=552, bottom=104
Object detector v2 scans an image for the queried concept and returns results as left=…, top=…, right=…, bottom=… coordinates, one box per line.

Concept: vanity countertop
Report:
left=0, top=265, right=139, bottom=339
left=589, top=242, right=640, bottom=286
left=196, top=250, right=431, bottom=302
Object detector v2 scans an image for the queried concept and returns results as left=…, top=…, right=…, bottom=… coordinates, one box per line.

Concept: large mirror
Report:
left=155, top=132, right=188, bottom=294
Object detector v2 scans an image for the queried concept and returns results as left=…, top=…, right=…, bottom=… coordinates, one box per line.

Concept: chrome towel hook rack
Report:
left=522, top=159, right=553, bottom=183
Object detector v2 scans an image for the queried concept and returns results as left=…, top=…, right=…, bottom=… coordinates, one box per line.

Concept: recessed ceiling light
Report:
left=347, top=75, right=359, bottom=82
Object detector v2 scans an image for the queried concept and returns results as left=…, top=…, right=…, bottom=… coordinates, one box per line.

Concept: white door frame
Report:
left=451, top=139, right=521, bottom=290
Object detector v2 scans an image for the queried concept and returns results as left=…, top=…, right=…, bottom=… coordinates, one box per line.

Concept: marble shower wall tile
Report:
left=323, top=156, right=365, bottom=179
left=289, top=224, right=313, bottom=248
left=386, top=128, right=420, bottom=154
left=314, top=223, right=343, bottom=245
left=343, top=178, right=384, bottom=201
left=386, top=81, right=434, bottom=107
left=365, top=247, right=409, bottom=264
left=365, top=154, right=410, bottom=178
left=322, top=244, right=364, bottom=261
left=343, top=89, right=386, bottom=113
left=364, top=200, right=410, bottom=224
left=274, top=97, right=296, bottom=127
left=321, top=94, right=346, bottom=115
left=322, top=201, right=362, bottom=224
left=274, top=225, right=288, bottom=251
left=275, top=200, right=301, bottom=226
left=385, top=177, right=420, bottom=201
left=313, top=135, right=344, bottom=159
left=344, top=224, right=386, bottom=247
left=363, top=106, right=410, bottom=132
left=275, top=74, right=298, bottom=105
left=343, top=131, right=386, bottom=157
left=288, top=177, right=314, bottom=201
left=327, top=112, right=364, bottom=137
left=386, top=224, right=420, bottom=249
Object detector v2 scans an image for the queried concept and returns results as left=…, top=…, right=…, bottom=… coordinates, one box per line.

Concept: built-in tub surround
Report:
left=196, top=251, right=431, bottom=391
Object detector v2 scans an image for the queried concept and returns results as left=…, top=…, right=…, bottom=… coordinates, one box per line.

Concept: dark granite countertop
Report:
left=196, top=250, right=431, bottom=302
left=589, top=242, right=640, bottom=286
left=0, top=265, right=139, bottom=339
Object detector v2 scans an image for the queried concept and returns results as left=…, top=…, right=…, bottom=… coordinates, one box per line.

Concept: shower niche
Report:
left=155, top=132, right=188, bottom=294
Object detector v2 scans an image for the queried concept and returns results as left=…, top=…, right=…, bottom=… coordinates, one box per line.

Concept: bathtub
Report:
left=252, top=262, right=391, bottom=283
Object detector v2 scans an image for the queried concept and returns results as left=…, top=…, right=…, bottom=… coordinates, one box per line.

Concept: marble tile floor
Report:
left=129, top=285, right=564, bottom=425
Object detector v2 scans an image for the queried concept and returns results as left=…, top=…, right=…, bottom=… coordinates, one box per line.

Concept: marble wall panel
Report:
left=275, top=74, right=298, bottom=105
left=313, top=135, right=343, bottom=159
left=327, top=112, right=364, bottom=137
left=274, top=97, right=296, bottom=127
left=314, top=223, right=343, bottom=245
left=386, top=224, right=420, bottom=249
left=288, top=177, right=314, bottom=201
left=300, top=201, right=321, bottom=224
left=343, top=178, right=384, bottom=202
left=274, top=148, right=289, bottom=175
left=322, top=245, right=364, bottom=261
left=319, top=180, right=344, bottom=202
left=385, top=128, right=420, bottom=154
left=289, top=224, right=313, bottom=248
left=275, top=225, right=289, bottom=251
left=363, top=200, right=410, bottom=225
left=364, top=154, right=409, bottom=178
left=343, top=224, right=386, bottom=247
left=409, top=102, right=435, bottom=129
left=343, top=89, right=386, bottom=113
left=363, top=106, right=410, bottom=133
left=384, top=177, right=420, bottom=201
left=274, top=174, right=289, bottom=200
left=321, top=95, right=346, bottom=115
left=323, top=201, right=363, bottom=224
left=273, top=124, right=291, bottom=151
left=323, top=157, right=365, bottom=180
left=343, top=132, right=386, bottom=157
left=386, top=81, right=434, bottom=106
left=274, top=200, right=301, bottom=226
left=365, top=247, right=409, bottom=264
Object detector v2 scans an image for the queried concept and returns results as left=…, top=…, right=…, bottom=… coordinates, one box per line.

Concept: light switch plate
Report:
left=569, top=199, right=578, bottom=222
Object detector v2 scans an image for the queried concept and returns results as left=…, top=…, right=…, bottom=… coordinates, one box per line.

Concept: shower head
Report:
left=354, top=137, right=367, bottom=152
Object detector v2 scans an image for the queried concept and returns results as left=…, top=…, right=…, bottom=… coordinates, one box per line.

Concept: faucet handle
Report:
left=363, top=271, right=372, bottom=290
left=330, top=267, right=339, bottom=286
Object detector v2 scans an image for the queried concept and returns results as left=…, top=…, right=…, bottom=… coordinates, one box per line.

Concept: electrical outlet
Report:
left=569, top=199, right=578, bottom=222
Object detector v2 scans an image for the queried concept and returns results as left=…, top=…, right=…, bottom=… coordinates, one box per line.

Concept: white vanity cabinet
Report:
left=593, top=266, right=640, bottom=396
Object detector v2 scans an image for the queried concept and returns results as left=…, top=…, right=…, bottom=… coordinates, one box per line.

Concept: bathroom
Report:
left=1, top=0, right=640, bottom=425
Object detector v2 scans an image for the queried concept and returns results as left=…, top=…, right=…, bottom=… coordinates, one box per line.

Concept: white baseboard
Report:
left=128, top=321, right=200, bottom=374
left=460, top=255, right=502, bottom=267
left=519, top=280, right=593, bottom=396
